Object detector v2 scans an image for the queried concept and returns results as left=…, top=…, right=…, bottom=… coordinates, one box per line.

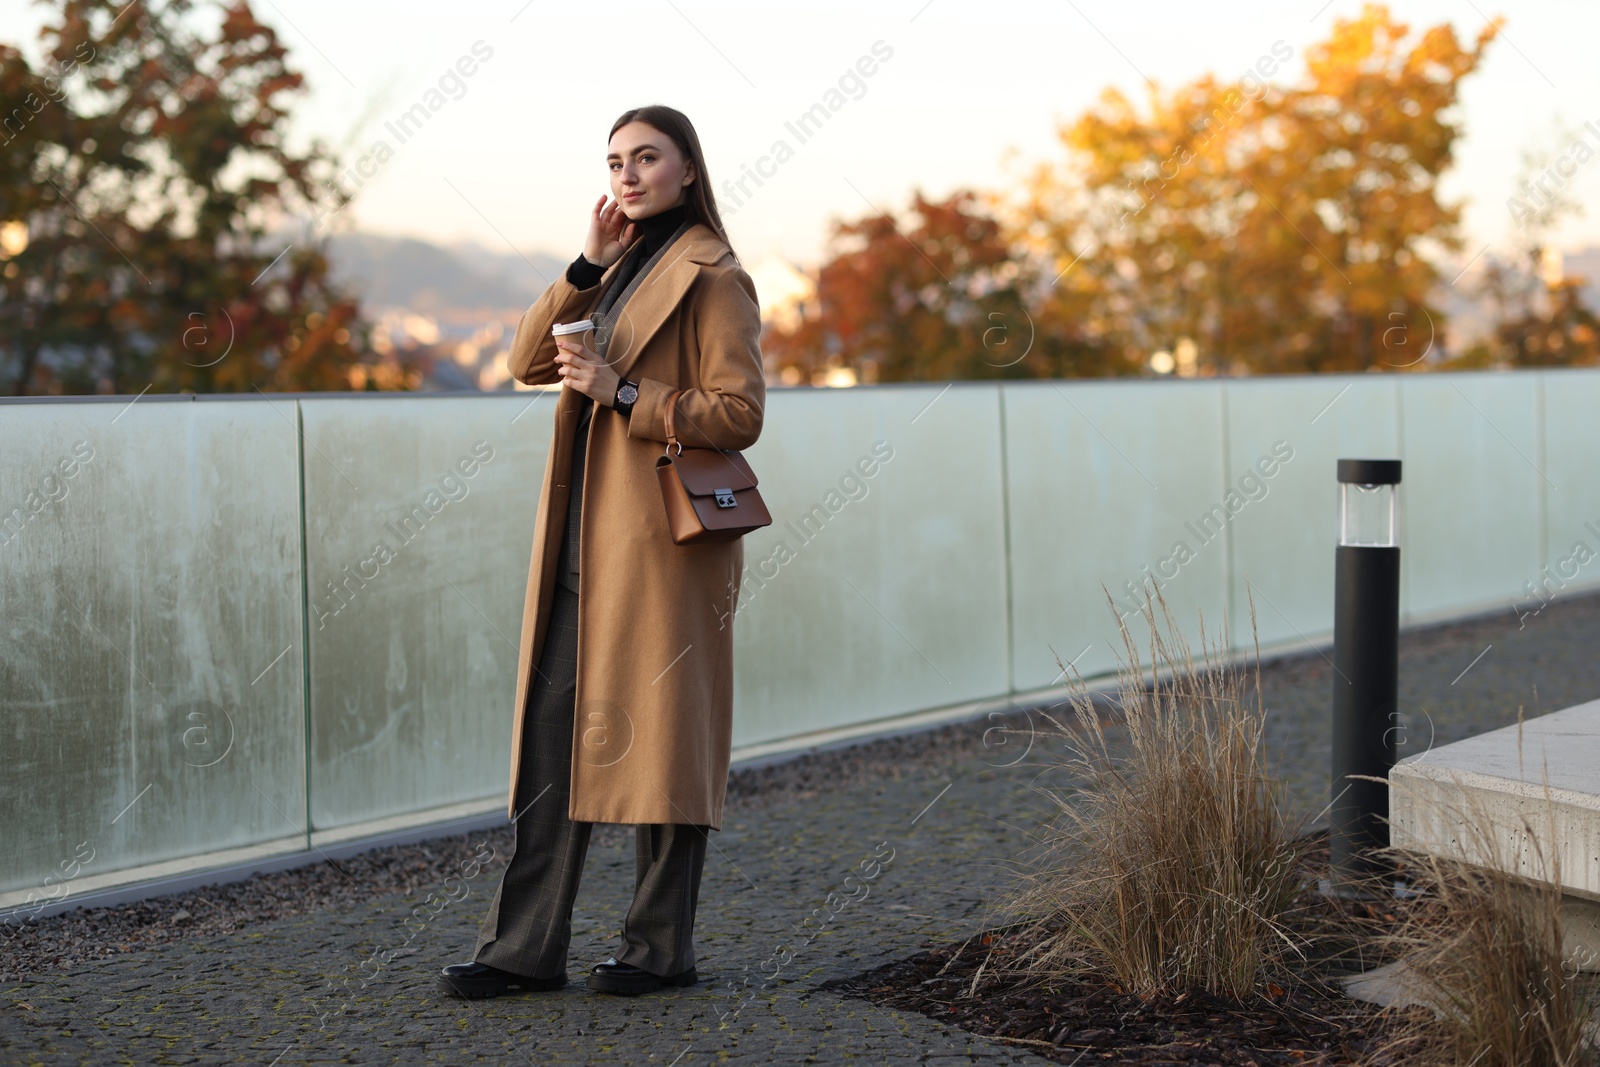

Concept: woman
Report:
left=438, top=106, right=764, bottom=998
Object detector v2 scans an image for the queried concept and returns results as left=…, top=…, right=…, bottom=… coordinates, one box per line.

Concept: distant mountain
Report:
left=326, top=232, right=567, bottom=314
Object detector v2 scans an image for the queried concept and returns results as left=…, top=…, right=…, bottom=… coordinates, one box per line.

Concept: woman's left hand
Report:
left=553, top=339, right=621, bottom=406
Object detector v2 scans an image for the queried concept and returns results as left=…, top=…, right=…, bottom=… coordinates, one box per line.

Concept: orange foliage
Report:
left=1020, top=3, right=1497, bottom=376
left=764, top=190, right=1107, bottom=384
left=1, top=0, right=388, bottom=394
left=768, top=5, right=1500, bottom=382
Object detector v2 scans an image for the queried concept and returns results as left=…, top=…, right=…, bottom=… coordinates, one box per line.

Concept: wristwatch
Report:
left=613, top=379, right=639, bottom=417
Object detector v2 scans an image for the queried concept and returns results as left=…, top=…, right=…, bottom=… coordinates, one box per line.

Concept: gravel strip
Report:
left=0, top=716, right=1016, bottom=983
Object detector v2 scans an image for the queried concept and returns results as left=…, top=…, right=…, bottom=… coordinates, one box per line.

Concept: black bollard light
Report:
left=1328, top=458, right=1402, bottom=895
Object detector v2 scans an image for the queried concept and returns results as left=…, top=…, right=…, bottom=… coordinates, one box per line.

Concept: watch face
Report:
left=618, top=384, right=639, bottom=404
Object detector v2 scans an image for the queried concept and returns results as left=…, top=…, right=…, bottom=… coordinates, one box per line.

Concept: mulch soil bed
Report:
left=826, top=928, right=1390, bottom=1065
left=824, top=834, right=1421, bottom=1066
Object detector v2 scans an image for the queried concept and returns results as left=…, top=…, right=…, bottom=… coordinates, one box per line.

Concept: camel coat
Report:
left=503, top=223, right=764, bottom=830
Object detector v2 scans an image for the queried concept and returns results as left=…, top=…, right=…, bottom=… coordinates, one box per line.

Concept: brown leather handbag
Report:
left=655, top=390, right=772, bottom=545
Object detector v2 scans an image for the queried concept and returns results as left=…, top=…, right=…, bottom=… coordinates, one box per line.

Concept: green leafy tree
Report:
left=0, top=0, right=380, bottom=394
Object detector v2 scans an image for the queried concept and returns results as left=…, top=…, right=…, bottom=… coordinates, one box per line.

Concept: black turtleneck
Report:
left=565, top=200, right=690, bottom=290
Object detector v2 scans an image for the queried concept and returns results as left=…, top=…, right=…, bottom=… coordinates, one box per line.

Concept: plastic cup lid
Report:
left=551, top=320, right=594, bottom=336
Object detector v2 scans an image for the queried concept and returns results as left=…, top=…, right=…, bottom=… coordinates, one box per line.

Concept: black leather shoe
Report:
left=437, top=961, right=566, bottom=998
left=586, top=957, right=698, bottom=996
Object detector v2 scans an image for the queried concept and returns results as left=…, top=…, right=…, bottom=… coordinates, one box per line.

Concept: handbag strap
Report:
left=664, top=389, right=683, bottom=456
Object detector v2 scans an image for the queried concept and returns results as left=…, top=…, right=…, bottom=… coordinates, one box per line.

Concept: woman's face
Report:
left=608, top=121, right=695, bottom=220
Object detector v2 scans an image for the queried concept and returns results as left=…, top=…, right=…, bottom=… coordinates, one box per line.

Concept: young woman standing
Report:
left=438, top=106, right=764, bottom=998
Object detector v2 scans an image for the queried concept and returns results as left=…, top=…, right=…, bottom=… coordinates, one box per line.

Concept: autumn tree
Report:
left=764, top=189, right=1122, bottom=384
left=1449, top=136, right=1600, bottom=369
left=768, top=6, right=1496, bottom=383
left=1474, top=275, right=1600, bottom=366
left=1013, top=4, right=1496, bottom=376
left=0, top=0, right=377, bottom=394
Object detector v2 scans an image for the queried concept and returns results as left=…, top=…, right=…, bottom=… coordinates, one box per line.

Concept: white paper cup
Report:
left=552, top=320, right=594, bottom=387
left=552, top=320, right=595, bottom=348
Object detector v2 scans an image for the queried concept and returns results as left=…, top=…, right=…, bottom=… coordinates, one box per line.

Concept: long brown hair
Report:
left=609, top=105, right=735, bottom=259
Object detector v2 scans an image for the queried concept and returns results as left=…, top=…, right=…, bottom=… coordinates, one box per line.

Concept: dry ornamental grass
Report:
left=1378, top=798, right=1598, bottom=1067
left=996, top=589, right=1307, bottom=1001
left=840, top=591, right=1599, bottom=1063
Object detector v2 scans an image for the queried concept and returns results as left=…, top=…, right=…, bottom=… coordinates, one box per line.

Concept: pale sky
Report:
left=7, top=0, right=1600, bottom=269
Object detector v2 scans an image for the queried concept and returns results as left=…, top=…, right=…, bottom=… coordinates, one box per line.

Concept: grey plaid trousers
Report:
left=472, top=583, right=709, bottom=979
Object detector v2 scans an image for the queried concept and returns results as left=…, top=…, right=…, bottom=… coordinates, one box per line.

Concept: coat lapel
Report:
left=585, top=224, right=730, bottom=381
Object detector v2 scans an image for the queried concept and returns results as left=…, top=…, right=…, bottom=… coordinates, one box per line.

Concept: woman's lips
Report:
left=623, top=192, right=643, bottom=201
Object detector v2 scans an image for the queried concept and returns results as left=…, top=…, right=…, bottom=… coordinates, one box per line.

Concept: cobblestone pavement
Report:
left=3, top=591, right=1596, bottom=1065
left=3, top=761, right=1050, bottom=1066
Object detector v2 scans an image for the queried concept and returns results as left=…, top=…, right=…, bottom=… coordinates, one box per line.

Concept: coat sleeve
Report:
left=628, top=264, right=765, bottom=451
left=506, top=271, right=606, bottom=386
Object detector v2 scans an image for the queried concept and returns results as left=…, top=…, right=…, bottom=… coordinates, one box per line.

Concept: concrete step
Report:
left=1390, top=697, right=1600, bottom=969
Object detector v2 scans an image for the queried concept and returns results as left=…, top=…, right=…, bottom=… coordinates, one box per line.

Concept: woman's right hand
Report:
left=582, top=195, right=638, bottom=268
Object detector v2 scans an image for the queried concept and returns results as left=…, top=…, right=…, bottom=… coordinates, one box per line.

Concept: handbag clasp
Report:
left=714, top=488, right=737, bottom=508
